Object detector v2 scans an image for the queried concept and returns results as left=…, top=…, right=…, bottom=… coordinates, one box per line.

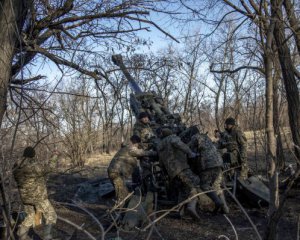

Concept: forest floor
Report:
left=24, top=150, right=299, bottom=240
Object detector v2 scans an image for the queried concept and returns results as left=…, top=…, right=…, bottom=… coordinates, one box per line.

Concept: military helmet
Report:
left=225, top=117, right=236, bottom=125
left=23, top=146, right=35, bottom=158
left=138, top=112, right=149, bottom=119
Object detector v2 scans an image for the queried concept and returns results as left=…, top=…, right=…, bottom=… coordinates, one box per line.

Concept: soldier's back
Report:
left=195, top=134, right=223, bottom=169
left=14, top=159, right=48, bottom=203
left=108, top=146, right=138, bottom=174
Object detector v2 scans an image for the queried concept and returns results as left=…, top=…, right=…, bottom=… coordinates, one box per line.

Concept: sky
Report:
left=24, top=1, right=214, bottom=95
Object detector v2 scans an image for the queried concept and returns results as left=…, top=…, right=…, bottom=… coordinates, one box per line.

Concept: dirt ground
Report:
left=5, top=152, right=300, bottom=240
left=38, top=152, right=299, bottom=240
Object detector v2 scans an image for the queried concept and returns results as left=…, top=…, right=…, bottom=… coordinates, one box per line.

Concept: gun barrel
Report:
left=112, top=54, right=143, bottom=94
left=128, top=78, right=142, bottom=94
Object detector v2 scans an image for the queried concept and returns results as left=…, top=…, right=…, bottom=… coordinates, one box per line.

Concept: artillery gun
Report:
left=111, top=54, right=270, bottom=207
left=112, top=54, right=192, bottom=203
left=112, top=54, right=185, bottom=132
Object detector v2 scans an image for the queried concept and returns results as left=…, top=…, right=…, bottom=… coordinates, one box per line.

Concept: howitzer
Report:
left=111, top=54, right=270, bottom=208
left=112, top=54, right=189, bottom=202
left=112, top=54, right=184, bottom=128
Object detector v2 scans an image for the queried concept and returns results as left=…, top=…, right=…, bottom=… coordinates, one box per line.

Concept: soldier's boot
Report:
left=218, top=193, right=229, bottom=214
left=206, top=192, right=223, bottom=213
left=186, top=199, right=201, bottom=220
left=17, top=225, right=32, bottom=240
left=43, top=224, right=53, bottom=240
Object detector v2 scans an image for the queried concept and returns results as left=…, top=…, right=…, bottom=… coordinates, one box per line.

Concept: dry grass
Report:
left=85, top=152, right=115, bottom=167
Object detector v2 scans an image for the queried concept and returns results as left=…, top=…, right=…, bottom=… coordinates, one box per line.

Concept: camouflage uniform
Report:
left=218, top=126, right=249, bottom=178
left=133, top=121, right=156, bottom=147
left=158, top=134, right=195, bottom=180
left=157, top=133, right=214, bottom=215
left=14, top=158, right=57, bottom=228
left=108, top=144, right=156, bottom=201
left=189, top=133, right=230, bottom=213
left=189, top=133, right=223, bottom=195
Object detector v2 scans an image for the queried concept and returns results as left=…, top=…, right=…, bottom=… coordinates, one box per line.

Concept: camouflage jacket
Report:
left=157, top=134, right=193, bottom=179
left=218, top=126, right=247, bottom=163
left=133, top=121, right=156, bottom=144
left=108, top=144, right=156, bottom=177
left=14, top=158, right=49, bottom=204
left=189, top=133, right=223, bottom=171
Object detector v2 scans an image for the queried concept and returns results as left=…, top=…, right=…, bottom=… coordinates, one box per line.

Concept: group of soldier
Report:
left=11, top=112, right=248, bottom=239
left=108, top=112, right=249, bottom=220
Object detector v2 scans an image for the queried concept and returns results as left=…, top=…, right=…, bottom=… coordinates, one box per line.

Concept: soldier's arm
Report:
left=129, top=145, right=157, bottom=157
left=171, top=136, right=194, bottom=156
left=236, top=130, right=247, bottom=160
left=216, top=132, right=227, bottom=149
left=132, top=123, right=141, bottom=138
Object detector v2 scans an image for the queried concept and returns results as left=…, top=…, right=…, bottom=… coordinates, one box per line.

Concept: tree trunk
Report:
left=264, top=53, right=278, bottom=215
left=272, top=0, right=300, bottom=162
left=0, top=0, right=28, bottom=126
left=273, top=61, right=285, bottom=170
left=263, top=12, right=279, bottom=240
left=283, top=0, right=300, bottom=56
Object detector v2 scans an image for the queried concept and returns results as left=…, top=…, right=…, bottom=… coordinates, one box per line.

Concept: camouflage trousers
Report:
left=200, top=167, right=223, bottom=195
left=176, top=168, right=201, bottom=196
left=21, top=199, right=57, bottom=228
left=177, top=168, right=215, bottom=211
left=223, top=151, right=249, bottom=179
left=108, top=171, right=130, bottom=202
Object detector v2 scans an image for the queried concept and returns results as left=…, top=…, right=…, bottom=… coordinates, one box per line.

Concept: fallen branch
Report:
left=57, top=201, right=105, bottom=240
left=225, top=189, right=262, bottom=240
left=223, top=214, right=238, bottom=240
left=218, top=235, right=231, bottom=240
left=142, top=189, right=217, bottom=231
left=57, top=216, right=96, bottom=240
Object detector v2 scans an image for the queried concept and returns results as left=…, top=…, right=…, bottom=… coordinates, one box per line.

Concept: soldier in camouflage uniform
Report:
left=157, top=128, right=211, bottom=219
left=108, top=135, right=157, bottom=203
left=217, top=117, right=249, bottom=180
left=14, top=147, right=57, bottom=240
left=188, top=127, right=229, bottom=213
left=133, top=112, right=156, bottom=148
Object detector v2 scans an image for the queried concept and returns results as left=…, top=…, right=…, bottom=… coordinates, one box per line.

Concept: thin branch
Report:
left=57, top=216, right=96, bottom=240
left=225, top=189, right=262, bottom=240
left=210, top=63, right=264, bottom=75
left=223, top=214, right=239, bottom=240
left=10, top=85, right=102, bottom=99
left=142, top=189, right=217, bottom=231
left=57, top=201, right=105, bottom=240
left=125, top=16, right=180, bottom=43
left=10, top=75, right=46, bottom=85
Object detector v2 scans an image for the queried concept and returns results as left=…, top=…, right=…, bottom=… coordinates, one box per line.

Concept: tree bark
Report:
left=283, top=0, right=300, bottom=56
left=0, top=0, right=28, bottom=126
left=263, top=10, right=279, bottom=240
left=273, top=60, right=285, bottom=170
left=272, top=0, right=300, bottom=162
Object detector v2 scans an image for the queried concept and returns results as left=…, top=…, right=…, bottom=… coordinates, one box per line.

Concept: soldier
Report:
left=133, top=112, right=156, bottom=147
left=188, top=127, right=229, bottom=214
left=157, top=128, right=208, bottom=219
left=14, top=146, right=57, bottom=240
left=107, top=135, right=157, bottom=203
left=217, top=117, right=249, bottom=180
